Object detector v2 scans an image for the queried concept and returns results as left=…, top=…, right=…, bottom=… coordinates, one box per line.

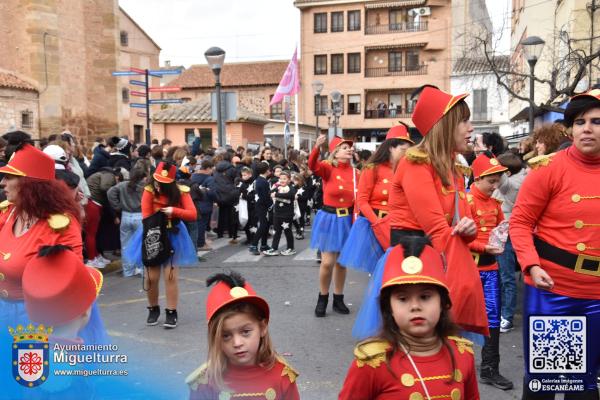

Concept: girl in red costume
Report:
left=339, top=236, right=480, bottom=400
left=359, top=86, right=488, bottom=341
left=186, top=271, right=299, bottom=400
left=308, top=135, right=359, bottom=317
left=338, top=123, right=413, bottom=274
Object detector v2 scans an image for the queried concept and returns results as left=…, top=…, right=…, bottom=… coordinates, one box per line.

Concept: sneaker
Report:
left=146, top=306, right=160, bottom=326
left=198, top=245, right=213, bottom=251
left=263, top=249, right=280, bottom=256
left=281, top=248, right=297, bottom=256
left=134, top=268, right=143, bottom=276
left=97, top=254, right=111, bottom=264
left=480, top=368, right=513, bottom=390
left=87, top=257, right=107, bottom=269
left=249, top=246, right=260, bottom=255
left=163, top=309, right=177, bottom=329
left=260, top=245, right=271, bottom=252
left=229, top=238, right=239, bottom=245
left=295, top=233, right=304, bottom=240
left=500, top=318, right=513, bottom=333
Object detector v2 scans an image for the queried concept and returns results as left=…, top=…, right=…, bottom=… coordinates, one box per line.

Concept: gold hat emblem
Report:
left=401, top=256, right=423, bottom=274
left=230, top=287, right=249, bottom=298
left=490, top=158, right=499, bottom=166
left=161, top=170, right=168, bottom=177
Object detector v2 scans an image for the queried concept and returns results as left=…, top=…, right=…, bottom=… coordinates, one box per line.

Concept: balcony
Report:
left=365, top=64, right=427, bottom=77
left=366, top=21, right=428, bottom=35
left=365, top=109, right=412, bottom=119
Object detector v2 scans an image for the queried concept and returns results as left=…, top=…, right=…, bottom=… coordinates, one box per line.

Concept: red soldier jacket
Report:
left=186, top=357, right=300, bottom=400
left=339, top=337, right=479, bottom=400
left=0, top=202, right=82, bottom=300
left=142, top=185, right=197, bottom=221
left=357, top=162, right=394, bottom=224
left=382, top=148, right=475, bottom=251
left=467, top=185, right=505, bottom=271
left=510, top=148, right=600, bottom=299
left=308, top=146, right=359, bottom=209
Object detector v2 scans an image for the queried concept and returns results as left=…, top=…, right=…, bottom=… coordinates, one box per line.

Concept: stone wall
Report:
left=0, top=88, right=39, bottom=137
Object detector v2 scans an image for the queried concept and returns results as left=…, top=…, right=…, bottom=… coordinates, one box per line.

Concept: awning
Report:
left=510, top=106, right=545, bottom=122
left=365, top=0, right=426, bottom=9
left=365, top=42, right=427, bottom=51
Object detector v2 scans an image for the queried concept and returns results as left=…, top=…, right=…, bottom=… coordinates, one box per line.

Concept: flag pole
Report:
left=294, top=93, right=300, bottom=150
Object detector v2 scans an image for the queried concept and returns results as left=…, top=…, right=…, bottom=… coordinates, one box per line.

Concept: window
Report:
left=21, top=110, right=33, bottom=128
left=185, top=129, right=196, bottom=145
left=406, top=49, right=420, bottom=70
left=406, top=97, right=417, bottom=113
left=314, top=13, right=327, bottom=33
left=314, top=95, right=327, bottom=116
left=348, top=53, right=361, bottom=73
left=314, top=55, right=327, bottom=75
left=348, top=95, right=361, bottom=115
left=331, top=54, right=344, bottom=74
left=270, top=95, right=283, bottom=119
left=122, top=87, right=129, bottom=103
left=199, top=128, right=212, bottom=150
left=133, top=125, right=143, bottom=144
left=473, top=89, right=488, bottom=120
left=348, top=10, right=361, bottom=31
left=120, top=31, right=129, bottom=46
left=389, top=9, right=413, bottom=30
left=331, top=12, right=344, bottom=32
left=389, top=51, right=402, bottom=72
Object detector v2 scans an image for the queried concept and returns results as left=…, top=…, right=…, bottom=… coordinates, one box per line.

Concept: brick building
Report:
left=0, top=70, right=39, bottom=137
left=294, top=0, right=453, bottom=141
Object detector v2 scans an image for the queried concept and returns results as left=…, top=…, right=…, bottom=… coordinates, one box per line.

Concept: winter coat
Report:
left=86, top=145, right=110, bottom=178
left=190, top=173, right=217, bottom=214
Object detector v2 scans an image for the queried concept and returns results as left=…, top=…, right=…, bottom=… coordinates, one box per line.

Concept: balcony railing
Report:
left=365, top=21, right=428, bottom=35
left=365, top=109, right=412, bottom=119
left=365, top=64, right=427, bottom=77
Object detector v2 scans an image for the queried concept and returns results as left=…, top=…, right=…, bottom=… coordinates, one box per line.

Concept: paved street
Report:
left=99, top=230, right=525, bottom=399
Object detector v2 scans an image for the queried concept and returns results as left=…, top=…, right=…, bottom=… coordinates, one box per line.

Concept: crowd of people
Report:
left=0, top=85, right=598, bottom=400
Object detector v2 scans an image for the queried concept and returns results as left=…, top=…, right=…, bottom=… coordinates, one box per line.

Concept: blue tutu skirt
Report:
left=338, top=216, right=383, bottom=273
left=310, top=210, right=352, bottom=253
left=0, top=299, right=109, bottom=345
left=123, top=221, right=198, bottom=267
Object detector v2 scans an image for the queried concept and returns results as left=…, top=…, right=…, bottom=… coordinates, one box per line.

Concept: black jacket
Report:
left=108, top=153, right=132, bottom=171
left=253, top=176, right=272, bottom=212
left=86, top=145, right=110, bottom=178
left=272, top=184, right=296, bottom=219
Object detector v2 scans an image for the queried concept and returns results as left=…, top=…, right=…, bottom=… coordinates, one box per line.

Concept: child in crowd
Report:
left=249, top=162, right=273, bottom=255
left=340, top=237, right=479, bottom=399
left=186, top=272, right=299, bottom=400
left=191, top=159, right=216, bottom=251
left=291, top=173, right=309, bottom=240
left=300, top=167, right=315, bottom=226
left=264, top=170, right=296, bottom=256
left=467, top=152, right=513, bottom=390
left=270, top=165, right=283, bottom=187
left=236, top=167, right=256, bottom=245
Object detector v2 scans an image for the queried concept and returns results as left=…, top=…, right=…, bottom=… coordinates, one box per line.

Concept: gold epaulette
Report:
left=322, top=160, right=332, bottom=165
left=448, top=336, right=474, bottom=355
left=494, top=198, right=503, bottom=205
left=185, top=363, right=208, bottom=390
left=144, top=185, right=154, bottom=193
left=178, top=184, right=190, bottom=193
left=455, top=163, right=472, bottom=178
left=466, top=194, right=474, bottom=204
left=527, top=153, right=555, bottom=170
left=47, top=214, right=71, bottom=232
left=353, top=339, right=391, bottom=369
left=276, top=355, right=299, bottom=383
left=0, top=200, right=11, bottom=213
left=363, top=163, right=376, bottom=170
left=405, top=148, right=430, bottom=164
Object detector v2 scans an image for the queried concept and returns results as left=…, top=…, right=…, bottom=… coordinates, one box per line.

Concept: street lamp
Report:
left=312, top=81, right=324, bottom=140
left=521, top=36, right=545, bottom=135
left=329, top=90, right=342, bottom=142
left=204, top=46, right=226, bottom=147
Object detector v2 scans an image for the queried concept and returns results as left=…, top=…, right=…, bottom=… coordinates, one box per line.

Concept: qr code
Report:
left=529, top=316, right=586, bottom=373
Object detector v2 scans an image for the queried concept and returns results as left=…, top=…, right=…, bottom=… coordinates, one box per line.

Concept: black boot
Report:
left=332, top=294, right=350, bottom=315
left=315, top=293, right=328, bottom=317
left=480, top=328, right=513, bottom=390
left=164, top=308, right=178, bottom=329
left=146, top=305, right=160, bottom=326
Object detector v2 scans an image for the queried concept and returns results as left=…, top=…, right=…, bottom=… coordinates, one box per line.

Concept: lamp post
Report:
left=330, top=90, right=342, bottom=142
left=521, top=36, right=545, bottom=135
left=204, top=46, right=226, bottom=147
left=311, top=81, right=324, bottom=142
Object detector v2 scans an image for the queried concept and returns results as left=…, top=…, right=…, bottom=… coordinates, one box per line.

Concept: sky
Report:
left=119, top=0, right=510, bottom=68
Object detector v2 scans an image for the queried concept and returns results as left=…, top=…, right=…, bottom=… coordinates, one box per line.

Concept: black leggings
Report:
left=217, top=204, right=238, bottom=239
left=271, top=215, right=294, bottom=251
left=251, top=208, right=270, bottom=247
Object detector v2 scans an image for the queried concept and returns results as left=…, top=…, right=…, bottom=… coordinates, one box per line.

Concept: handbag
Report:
left=238, top=197, right=249, bottom=228
left=141, top=211, right=174, bottom=267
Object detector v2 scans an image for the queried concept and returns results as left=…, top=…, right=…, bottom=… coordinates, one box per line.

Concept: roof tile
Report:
left=0, top=71, right=37, bottom=91
left=152, top=99, right=268, bottom=124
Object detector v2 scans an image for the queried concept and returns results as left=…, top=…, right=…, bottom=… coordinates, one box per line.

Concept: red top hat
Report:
left=385, top=123, right=414, bottom=143
left=471, top=153, right=507, bottom=180
left=0, top=144, right=55, bottom=180
left=153, top=162, right=176, bottom=184
left=412, top=87, right=469, bottom=136
left=22, top=246, right=103, bottom=325
left=571, top=88, right=600, bottom=101
left=380, top=243, right=449, bottom=294
left=329, top=136, right=353, bottom=153
left=206, top=279, right=269, bottom=323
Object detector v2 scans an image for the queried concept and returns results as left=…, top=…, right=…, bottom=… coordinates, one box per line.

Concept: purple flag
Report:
left=269, top=48, right=300, bottom=106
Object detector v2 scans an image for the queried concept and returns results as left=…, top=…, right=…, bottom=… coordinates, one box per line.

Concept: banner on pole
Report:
left=270, top=47, right=300, bottom=106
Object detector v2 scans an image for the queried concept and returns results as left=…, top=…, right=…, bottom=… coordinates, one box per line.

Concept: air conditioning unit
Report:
left=415, top=7, right=431, bottom=16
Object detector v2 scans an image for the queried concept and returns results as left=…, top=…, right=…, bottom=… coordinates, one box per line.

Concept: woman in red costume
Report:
left=308, top=135, right=359, bottom=318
